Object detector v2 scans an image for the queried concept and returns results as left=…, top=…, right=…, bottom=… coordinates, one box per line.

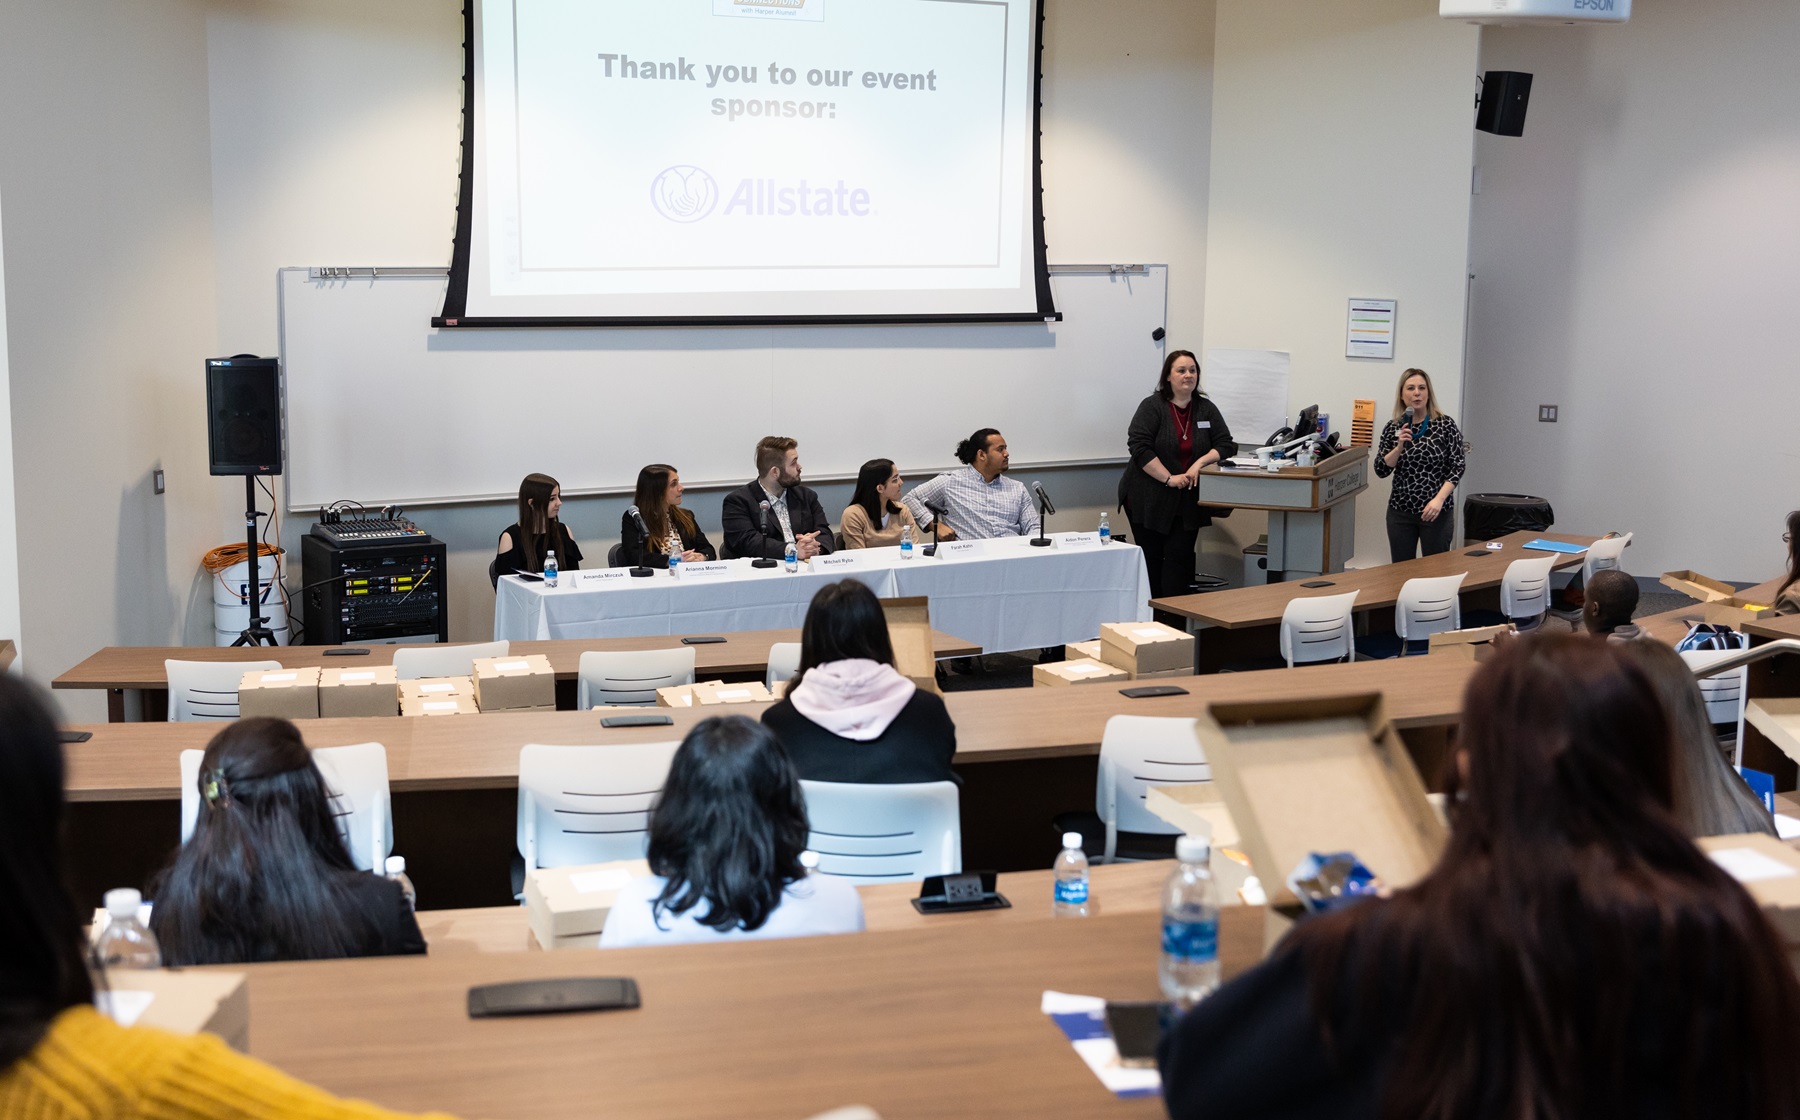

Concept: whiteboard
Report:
left=277, top=265, right=1167, bottom=509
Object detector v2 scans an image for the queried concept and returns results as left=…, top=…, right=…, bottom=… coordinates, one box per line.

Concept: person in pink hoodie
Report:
left=761, top=581, right=960, bottom=785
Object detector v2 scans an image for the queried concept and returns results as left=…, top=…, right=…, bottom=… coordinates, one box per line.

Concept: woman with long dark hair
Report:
left=618, top=463, right=715, bottom=568
left=1160, top=633, right=1800, bottom=1119
left=149, top=718, right=425, bottom=965
left=839, top=458, right=921, bottom=550
left=600, top=715, right=863, bottom=947
left=495, top=471, right=582, bottom=576
left=1777, top=509, right=1800, bottom=614
left=0, top=677, right=457, bottom=1117
left=761, top=580, right=958, bottom=785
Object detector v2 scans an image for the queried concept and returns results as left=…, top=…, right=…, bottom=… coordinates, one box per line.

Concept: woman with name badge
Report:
left=1374, top=368, right=1465, bottom=563
left=839, top=458, right=922, bottom=550
left=496, top=472, right=582, bottom=577
left=620, top=464, right=715, bottom=568
left=1119, top=350, right=1237, bottom=605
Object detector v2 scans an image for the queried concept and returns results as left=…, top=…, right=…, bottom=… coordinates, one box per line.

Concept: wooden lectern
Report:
left=1196, top=447, right=1369, bottom=580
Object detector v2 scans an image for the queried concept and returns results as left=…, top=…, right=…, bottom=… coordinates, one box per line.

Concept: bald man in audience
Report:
left=1583, top=569, right=1643, bottom=641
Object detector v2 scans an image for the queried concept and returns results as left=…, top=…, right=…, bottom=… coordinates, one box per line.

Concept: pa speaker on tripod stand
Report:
left=206, top=355, right=286, bottom=646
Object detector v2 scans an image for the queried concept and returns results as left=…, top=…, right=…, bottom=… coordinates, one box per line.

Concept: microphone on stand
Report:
left=624, top=505, right=656, bottom=577
left=750, top=499, right=781, bottom=568
left=923, top=499, right=949, bottom=557
left=1029, top=482, right=1055, bottom=547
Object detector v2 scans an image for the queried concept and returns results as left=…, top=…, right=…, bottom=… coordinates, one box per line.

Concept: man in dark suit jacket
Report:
left=720, top=435, right=838, bottom=560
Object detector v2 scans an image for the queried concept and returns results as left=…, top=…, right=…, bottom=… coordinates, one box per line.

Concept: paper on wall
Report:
left=1203, top=349, right=1290, bottom=450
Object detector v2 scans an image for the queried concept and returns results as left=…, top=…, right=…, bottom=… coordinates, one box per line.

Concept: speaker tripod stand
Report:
left=232, top=475, right=281, bottom=647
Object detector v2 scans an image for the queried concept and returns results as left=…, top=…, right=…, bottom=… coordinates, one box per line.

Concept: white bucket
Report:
left=212, top=554, right=289, bottom=645
left=213, top=556, right=280, bottom=608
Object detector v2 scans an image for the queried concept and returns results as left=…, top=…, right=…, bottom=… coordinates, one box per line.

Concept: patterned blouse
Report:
left=1373, top=413, right=1465, bottom=516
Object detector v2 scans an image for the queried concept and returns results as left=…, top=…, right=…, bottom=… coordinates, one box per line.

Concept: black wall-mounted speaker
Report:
left=206, top=356, right=283, bottom=476
left=1476, top=71, right=1533, bottom=137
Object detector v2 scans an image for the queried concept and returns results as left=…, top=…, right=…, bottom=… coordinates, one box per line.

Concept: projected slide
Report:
left=447, top=0, right=1054, bottom=324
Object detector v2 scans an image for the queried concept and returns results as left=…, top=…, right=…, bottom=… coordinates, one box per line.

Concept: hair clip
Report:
left=202, top=768, right=230, bottom=806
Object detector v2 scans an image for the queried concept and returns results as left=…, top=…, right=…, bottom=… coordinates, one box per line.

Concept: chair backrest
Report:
left=577, top=648, right=697, bottom=708
left=517, top=740, right=681, bottom=869
left=1581, top=533, right=1633, bottom=583
left=799, top=780, right=961, bottom=883
left=1095, top=715, right=1208, bottom=862
left=165, top=659, right=282, bottom=722
left=392, top=641, right=510, bottom=681
left=180, top=742, right=393, bottom=873
left=488, top=555, right=500, bottom=590
left=1395, top=573, right=1467, bottom=645
left=1278, top=591, right=1359, bottom=667
left=1680, top=649, right=1748, bottom=761
left=1500, top=555, right=1557, bottom=625
left=765, top=642, right=803, bottom=690
left=608, top=543, right=624, bottom=568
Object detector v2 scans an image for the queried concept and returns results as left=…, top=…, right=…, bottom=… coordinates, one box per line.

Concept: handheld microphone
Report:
left=1403, top=406, right=1414, bottom=426
left=1030, top=481, right=1057, bottom=516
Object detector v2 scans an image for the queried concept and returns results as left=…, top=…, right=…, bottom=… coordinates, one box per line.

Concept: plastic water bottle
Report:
left=384, top=856, right=416, bottom=911
left=1053, top=831, right=1090, bottom=917
left=1098, top=512, right=1111, bottom=546
left=1159, top=835, right=1221, bottom=1007
left=784, top=540, right=799, bottom=573
left=667, top=549, right=681, bottom=579
left=93, top=888, right=161, bottom=970
left=799, top=849, right=821, bottom=878
left=543, top=549, right=558, bottom=588
left=900, top=523, right=915, bottom=560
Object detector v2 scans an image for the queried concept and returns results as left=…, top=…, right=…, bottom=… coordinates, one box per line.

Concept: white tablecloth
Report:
left=493, top=534, right=1152, bottom=652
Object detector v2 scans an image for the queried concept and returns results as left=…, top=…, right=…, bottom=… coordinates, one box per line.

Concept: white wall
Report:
left=1202, top=0, right=1479, bottom=571
left=1466, top=0, right=1800, bottom=582
left=0, top=190, right=22, bottom=662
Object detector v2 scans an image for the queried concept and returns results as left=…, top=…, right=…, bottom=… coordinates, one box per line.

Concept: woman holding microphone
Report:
left=1374, top=368, right=1465, bottom=562
left=1119, top=350, right=1236, bottom=602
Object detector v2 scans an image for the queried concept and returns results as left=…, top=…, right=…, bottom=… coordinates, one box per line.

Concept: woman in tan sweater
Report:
left=839, top=458, right=922, bottom=550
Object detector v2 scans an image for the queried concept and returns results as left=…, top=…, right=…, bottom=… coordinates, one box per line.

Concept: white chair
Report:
left=1499, top=555, right=1557, bottom=630
left=517, top=740, right=681, bottom=869
left=1094, top=715, right=1208, bottom=864
left=765, top=642, right=802, bottom=690
left=799, top=780, right=961, bottom=883
left=165, top=658, right=281, bottom=722
left=1278, top=591, right=1359, bottom=667
left=577, top=648, right=697, bottom=708
left=1681, top=649, right=1748, bottom=766
left=1581, top=533, right=1632, bottom=583
left=179, top=742, right=393, bottom=872
left=1394, top=573, right=1468, bottom=654
left=392, top=640, right=510, bottom=681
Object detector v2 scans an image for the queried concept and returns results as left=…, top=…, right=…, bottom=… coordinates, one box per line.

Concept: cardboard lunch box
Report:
left=1697, top=834, right=1800, bottom=974
left=881, top=596, right=943, bottom=695
left=399, top=677, right=477, bottom=717
left=1660, top=569, right=1738, bottom=604
left=1699, top=597, right=1779, bottom=629
left=1426, top=623, right=1514, bottom=662
left=318, top=665, right=400, bottom=718
left=1099, top=621, right=1196, bottom=677
left=1064, top=639, right=1103, bottom=662
left=1195, top=692, right=1447, bottom=914
left=104, top=969, right=251, bottom=1052
left=1032, top=657, right=1130, bottom=688
left=524, top=859, right=652, bottom=950
left=237, top=667, right=320, bottom=720
left=471, top=654, right=556, bottom=712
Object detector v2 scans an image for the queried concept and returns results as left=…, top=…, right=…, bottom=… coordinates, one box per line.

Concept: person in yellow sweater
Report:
left=0, top=675, right=461, bottom=1120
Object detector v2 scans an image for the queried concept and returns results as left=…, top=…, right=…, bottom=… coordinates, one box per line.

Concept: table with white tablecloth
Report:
left=493, top=534, right=1152, bottom=653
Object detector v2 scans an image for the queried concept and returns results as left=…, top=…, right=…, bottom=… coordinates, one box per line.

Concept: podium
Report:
left=1197, top=447, right=1369, bottom=580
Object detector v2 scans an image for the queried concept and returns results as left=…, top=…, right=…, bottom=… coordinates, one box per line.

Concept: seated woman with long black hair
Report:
left=149, top=718, right=425, bottom=965
left=761, top=579, right=958, bottom=785
left=1160, top=633, right=1800, bottom=1119
left=838, top=458, right=921, bottom=550
left=495, top=471, right=582, bottom=577
left=0, top=677, right=458, bottom=1118
left=618, top=463, right=715, bottom=568
left=600, top=715, right=863, bottom=948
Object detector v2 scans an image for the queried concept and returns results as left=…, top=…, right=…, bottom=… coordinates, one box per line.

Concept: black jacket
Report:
left=1118, top=393, right=1237, bottom=534
left=617, top=510, right=717, bottom=568
left=761, top=690, right=959, bottom=785
left=720, top=481, right=837, bottom=560
left=495, top=521, right=582, bottom=577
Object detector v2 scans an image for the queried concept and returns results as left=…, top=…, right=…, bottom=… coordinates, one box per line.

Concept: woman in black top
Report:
left=496, top=472, right=582, bottom=577
left=1372, top=367, right=1465, bottom=562
left=150, top=718, right=426, bottom=965
left=619, top=464, right=716, bottom=568
left=1159, top=634, right=1800, bottom=1120
left=761, top=581, right=958, bottom=785
left=1118, top=350, right=1236, bottom=603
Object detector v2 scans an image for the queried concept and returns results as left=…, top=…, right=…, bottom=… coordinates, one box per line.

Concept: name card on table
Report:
left=812, top=553, right=864, bottom=573
left=678, top=562, right=736, bottom=581
left=934, top=540, right=981, bottom=560
left=573, top=568, right=633, bottom=586
left=1058, top=533, right=1102, bottom=550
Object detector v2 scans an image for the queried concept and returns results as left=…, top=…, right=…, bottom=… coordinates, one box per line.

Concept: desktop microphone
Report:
left=626, top=505, right=650, bottom=538
left=923, top=499, right=948, bottom=521
left=1028, top=482, right=1055, bottom=547
left=1030, top=481, right=1057, bottom=516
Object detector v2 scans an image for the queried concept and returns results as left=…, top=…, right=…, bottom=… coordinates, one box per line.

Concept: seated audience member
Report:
left=900, top=428, right=1034, bottom=540
left=600, top=716, right=864, bottom=948
left=150, top=718, right=426, bottom=965
left=0, top=676, right=459, bottom=1119
left=1582, top=568, right=1642, bottom=639
left=619, top=463, right=716, bottom=568
left=839, top=458, right=922, bottom=550
left=720, top=436, right=836, bottom=560
left=1778, top=509, right=1800, bottom=615
left=1159, top=634, right=1800, bottom=1119
left=1620, top=638, right=1776, bottom=839
left=761, top=580, right=958, bottom=785
left=496, top=472, right=581, bottom=576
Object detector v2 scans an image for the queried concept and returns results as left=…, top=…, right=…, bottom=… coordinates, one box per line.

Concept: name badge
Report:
left=936, top=540, right=981, bottom=559
left=680, top=562, right=735, bottom=581
left=1196, top=421, right=1211, bottom=429
left=1059, top=533, right=1102, bottom=550
left=813, top=553, right=863, bottom=572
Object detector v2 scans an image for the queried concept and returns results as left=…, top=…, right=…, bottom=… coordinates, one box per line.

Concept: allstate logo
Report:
left=650, top=165, right=718, bottom=223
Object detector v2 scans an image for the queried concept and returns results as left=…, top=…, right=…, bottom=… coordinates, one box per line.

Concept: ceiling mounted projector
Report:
left=1440, top=0, right=1630, bottom=24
